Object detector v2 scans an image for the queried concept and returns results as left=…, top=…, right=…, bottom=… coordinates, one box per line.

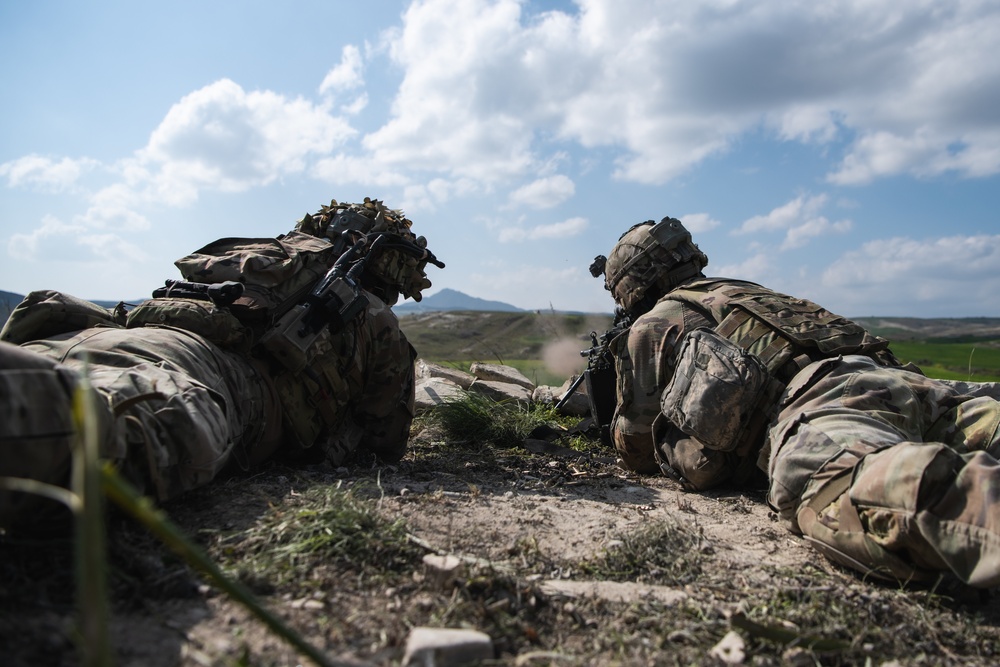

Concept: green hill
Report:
left=398, top=310, right=614, bottom=386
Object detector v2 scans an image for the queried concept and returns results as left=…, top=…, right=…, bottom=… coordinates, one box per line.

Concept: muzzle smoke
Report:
left=542, top=337, right=587, bottom=378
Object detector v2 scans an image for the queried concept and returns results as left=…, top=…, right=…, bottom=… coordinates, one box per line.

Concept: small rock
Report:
left=552, top=376, right=592, bottom=417
left=415, top=359, right=475, bottom=389
left=469, top=379, right=532, bottom=404
left=402, top=627, right=493, bottom=667
left=532, top=385, right=556, bottom=404
left=709, top=630, right=745, bottom=664
left=469, top=362, right=535, bottom=390
left=423, top=553, right=464, bottom=588
left=415, top=377, right=465, bottom=411
left=781, top=646, right=815, bottom=667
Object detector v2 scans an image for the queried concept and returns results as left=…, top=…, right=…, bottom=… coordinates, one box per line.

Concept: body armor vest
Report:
left=656, top=278, right=898, bottom=482
left=664, top=278, right=894, bottom=382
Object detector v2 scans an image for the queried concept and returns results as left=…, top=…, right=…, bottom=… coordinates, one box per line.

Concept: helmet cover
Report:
left=604, top=217, right=708, bottom=313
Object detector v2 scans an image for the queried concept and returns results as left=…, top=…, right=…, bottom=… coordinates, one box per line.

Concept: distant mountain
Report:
left=1, top=290, right=23, bottom=324
left=394, top=288, right=524, bottom=313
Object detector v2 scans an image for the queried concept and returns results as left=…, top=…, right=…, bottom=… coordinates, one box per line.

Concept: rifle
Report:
left=152, top=279, right=245, bottom=307
left=257, top=230, right=444, bottom=374
left=555, top=312, right=630, bottom=447
left=257, top=234, right=380, bottom=372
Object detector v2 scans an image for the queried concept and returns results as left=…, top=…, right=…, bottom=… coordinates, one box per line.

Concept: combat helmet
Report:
left=601, top=217, right=708, bottom=317
left=296, top=197, right=444, bottom=305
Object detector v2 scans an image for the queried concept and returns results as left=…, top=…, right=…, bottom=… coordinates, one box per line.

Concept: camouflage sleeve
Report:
left=350, top=295, right=417, bottom=463
left=610, top=300, right=712, bottom=474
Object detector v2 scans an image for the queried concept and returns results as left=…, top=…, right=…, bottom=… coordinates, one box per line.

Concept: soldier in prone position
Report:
left=593, top=216, right=1000, bottom=588
left=0, top=198, right=442, bottom=530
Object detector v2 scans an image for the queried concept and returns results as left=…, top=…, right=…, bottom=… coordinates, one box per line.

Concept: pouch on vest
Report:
left=125, top=298, right=250, bottom=350
left=660, top=327, right=771, bottom=452
left=0, top=290, right=125, bottom=344
left=269, top=327, right=352, bottom=448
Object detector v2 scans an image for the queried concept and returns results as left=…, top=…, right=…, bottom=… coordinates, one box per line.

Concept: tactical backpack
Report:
left=130, top=230, right=362, bottom=449
left=0, top=290, right=127, bottom=344
left=171, top=231, right=341, bottom=331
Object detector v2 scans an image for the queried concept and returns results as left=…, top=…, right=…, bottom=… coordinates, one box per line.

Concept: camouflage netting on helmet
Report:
left=296, top=197, right=437, bottom=304
left=605, top=217, right=708, bottom=315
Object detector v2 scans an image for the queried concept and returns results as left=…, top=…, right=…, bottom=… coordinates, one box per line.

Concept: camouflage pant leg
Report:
left=3, top=328, right=268, bottom=515
left=767, top=355, right=1000, bottom=586
left=0, top=341, right=102, bottom=526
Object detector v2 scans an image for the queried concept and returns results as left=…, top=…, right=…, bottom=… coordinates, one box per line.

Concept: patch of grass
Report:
left=892, top=340, right=1000, bottom=382
left=437, top=571, right=555, bottom=657
left=581, top=517, right=707, bottom=586
left=427, top=391, right=565, bottom=449
left=730, top=578, right=1000, bottom=665
left=215, top=484, right=421, bottom=592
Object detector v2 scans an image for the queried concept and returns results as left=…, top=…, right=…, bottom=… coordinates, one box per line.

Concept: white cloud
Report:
left=712, top=252, right=778, bottom=284
left=0, top=155, right=100, bottom=192
left=77, top=184, right=151, bottom=231
left=824, top=235, right=1000, bottom=287
left=7, top=214, right=148, bottom=264
left=401, top=177, right=481, bottom=212
left=142, top=79, right=357, bottom=198
left=340, top=92, right=369, bottom=116
left=498, top=216, right=588, bottom=243
left=8, top=215, right=85, bottom=259
left=466, top=262, right=607, bottom=311
left=506, top=175, right=575, bottom=209
left=312, top=153, right=410, bottom=189
left=319, top=45, right=365, bottom=95
left=5, top=78, right=363, bottom=264
left=734, top=194, right=851, bottom=250
left=781, top=218, right=852, bottom=250
left=76, top=232, right=150, bottom=262
left=738, top=195, right=828, bottom=234
left=680, top=213, right=721, bottom=234
left=364, top=0, right=1000, bottom=188
left=364, top=0, right=538, bottom=180
left=817, top=234, right=1000, bottom=315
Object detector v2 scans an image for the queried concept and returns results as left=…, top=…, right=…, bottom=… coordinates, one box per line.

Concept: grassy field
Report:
left=400, top=310, right=1000, bottom=385
left=888, top=341, right=1000, bottom=382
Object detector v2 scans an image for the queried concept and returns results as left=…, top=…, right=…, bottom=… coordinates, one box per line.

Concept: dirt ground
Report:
left=3, top=419, right=1000, bottom=667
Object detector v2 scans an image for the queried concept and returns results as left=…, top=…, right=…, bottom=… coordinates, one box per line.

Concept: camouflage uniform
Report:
left=0, top=291, right=413, bottom=525
left=610, top=294, right=713, bottom=478
left=602, top=217, right=1000, bottom=587
left=767, top=355, right=1000, bottom=587
left=0, top=199, right=432, bottom=529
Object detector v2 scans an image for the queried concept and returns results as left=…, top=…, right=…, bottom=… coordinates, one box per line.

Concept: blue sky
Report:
left=2, top=0, right=999, bottom=317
